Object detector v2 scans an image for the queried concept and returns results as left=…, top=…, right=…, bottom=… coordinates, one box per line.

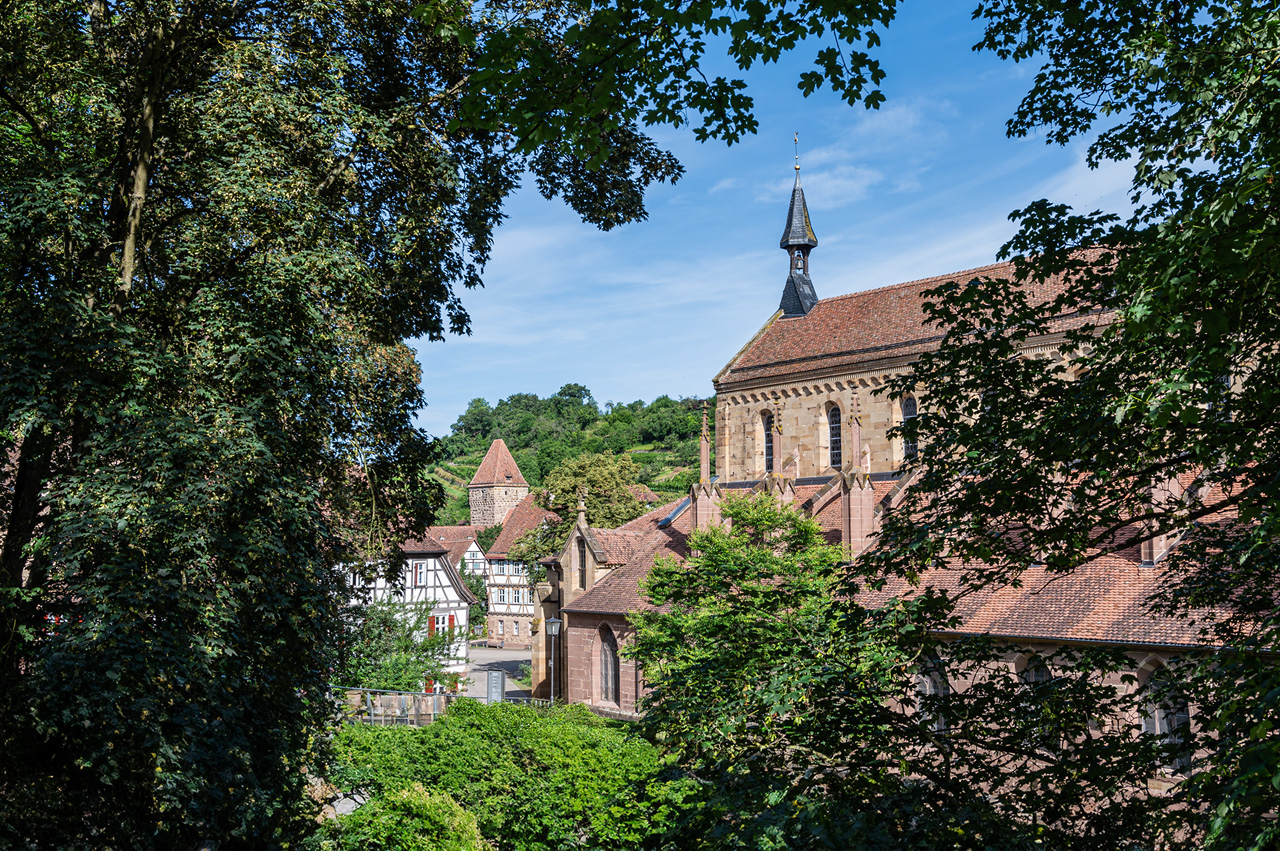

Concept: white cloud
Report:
left=755, top=164, right=885, bottom=209
left=747, top=99, right=954, bottom=211
left=709, top=177, right=744, bottom=194
left=1032, top=149, right=1136, bottom=215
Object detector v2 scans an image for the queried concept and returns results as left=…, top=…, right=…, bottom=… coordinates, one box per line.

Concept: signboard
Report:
left=487, top=670, right=505, bottom=704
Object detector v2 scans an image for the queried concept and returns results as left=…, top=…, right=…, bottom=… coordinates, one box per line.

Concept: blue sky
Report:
left=411, top=2, right=1134, bottom=437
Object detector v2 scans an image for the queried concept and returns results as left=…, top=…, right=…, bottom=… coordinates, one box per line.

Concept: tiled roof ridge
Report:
left=795, top=258, right=1021, bottom=311
left=485, top=493, right=559, bottom=558
left=594, top=527, right=647, bottom=540
left=618, top=499, right=684, bottom=531
left=401, top=539, right=449, bottom=554
left=795, top=247, right=1110, bottom=311
left=726, top=331, right=946, bottom=376
left=425, top=524, right=484, bottom=535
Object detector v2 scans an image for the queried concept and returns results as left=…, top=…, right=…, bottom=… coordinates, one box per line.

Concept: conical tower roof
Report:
left=779, top=169, right=818, bottom=250
left=469, top=439, right=527, bottom=487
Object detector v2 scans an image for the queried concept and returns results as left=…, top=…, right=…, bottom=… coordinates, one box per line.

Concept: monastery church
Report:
left=529, top=162, right=1201, bottom=750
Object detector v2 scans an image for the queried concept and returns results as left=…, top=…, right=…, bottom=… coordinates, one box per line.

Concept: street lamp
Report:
left=546, top=617, right=562, bottom=704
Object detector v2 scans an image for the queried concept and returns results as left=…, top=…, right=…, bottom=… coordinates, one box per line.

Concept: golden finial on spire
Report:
left=794, top=132, right=800, bottom=170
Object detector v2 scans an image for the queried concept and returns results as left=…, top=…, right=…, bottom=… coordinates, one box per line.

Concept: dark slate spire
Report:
left=778, top=160, right=819, bottom=316
left=779, top=169, right=818, bottom=251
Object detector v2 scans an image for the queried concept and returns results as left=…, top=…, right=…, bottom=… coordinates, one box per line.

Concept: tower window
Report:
left=902, top=396, right=918, bottom=459
left=828, top=407, right=842, bottom=469
left=763, top=412, right=774, bottom=474
left=577, top=537, right=587, bottom=590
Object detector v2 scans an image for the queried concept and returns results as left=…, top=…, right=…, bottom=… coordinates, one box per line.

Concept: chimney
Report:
left=1140, top=476, right=1179, bottom=565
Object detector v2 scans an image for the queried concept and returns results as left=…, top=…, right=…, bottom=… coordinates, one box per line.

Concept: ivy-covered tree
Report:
left=0, top=0, right=901, bottom=845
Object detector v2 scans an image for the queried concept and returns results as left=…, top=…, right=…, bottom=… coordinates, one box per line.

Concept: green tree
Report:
left=870, top=2, right=1280, bottom=848
left=508, top=451, right=647, bottom=568
left=475, top=524, right=503, bottom=552
left=335, top=601, right=461, bottom=692
left=632, top=494, right=1166, bottom=850
left=548, top=382, right=601, bottom=430
left=636, top=395, right=700, bottom=447
left=451, top=398, right=496, bottom=443
left=0, top=0, right=900, bottom=845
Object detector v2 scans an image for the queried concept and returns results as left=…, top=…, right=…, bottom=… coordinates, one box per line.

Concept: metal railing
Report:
left=335, top=687, right=551, bottom=727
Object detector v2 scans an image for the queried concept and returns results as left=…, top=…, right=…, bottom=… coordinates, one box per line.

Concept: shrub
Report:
left=330, top=783, right=487, bottom=851
left=328, top=701, right=693, bottom=850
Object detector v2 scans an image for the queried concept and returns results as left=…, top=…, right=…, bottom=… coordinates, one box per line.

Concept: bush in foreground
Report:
left=324, top=700, right=694, bottom=850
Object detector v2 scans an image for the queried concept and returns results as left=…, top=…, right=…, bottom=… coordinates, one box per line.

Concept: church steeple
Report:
left=778, top=141, right=819, bottom=316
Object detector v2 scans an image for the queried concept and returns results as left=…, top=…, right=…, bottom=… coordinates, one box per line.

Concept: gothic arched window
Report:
left=828, top=406, right=842, bottom=470
left=577, top=537, right=587, bottom=590
left=762, top=412, right=774, bottom=474
left=901, top=396, right=918, bottom=459
left=1144, top=667, right=1192, bottom=774
left=600, top=626, right=620, bottom=704
left=916, top=654, right=950, bottom=734
left=1019, top=655, right=1063, bottom=754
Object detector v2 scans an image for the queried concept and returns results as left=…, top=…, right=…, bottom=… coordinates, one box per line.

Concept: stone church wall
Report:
left=564, top=614, right=643, bottom=716
left=716, top=342, right=1068, bottom=481
left=716, top=366, right=912, bottom=480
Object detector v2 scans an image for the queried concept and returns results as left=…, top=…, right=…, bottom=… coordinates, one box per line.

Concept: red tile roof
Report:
left=716, top=257, right=1108, bottom=387
left=864, top=554, right=1203, bottom=648
left=401, top=537, right=448, bottom=556
left=562, top=500, right=692, bottom=616
left=562, top=477, right=1210, bottom=650
left=629, top=483, right=662, bottom=503
left=486, top=494, right=559, bottom=559
left=589, top=528, right=647, bottom=565
left=413, top=525, right=486, bottom=566
left=470, top=439, right=527, bottom=487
